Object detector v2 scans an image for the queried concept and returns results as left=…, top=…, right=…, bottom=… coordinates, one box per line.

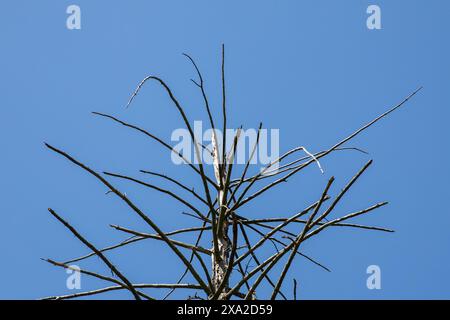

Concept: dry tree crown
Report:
left=43, top=45, right=421, bottom=300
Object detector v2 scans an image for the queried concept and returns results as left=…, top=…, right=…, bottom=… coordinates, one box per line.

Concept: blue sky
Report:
left=0, top=0, right=449, bottom=299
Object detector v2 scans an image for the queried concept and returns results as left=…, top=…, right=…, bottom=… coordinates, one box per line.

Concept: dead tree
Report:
left=42, top=45, right=421, bottom=300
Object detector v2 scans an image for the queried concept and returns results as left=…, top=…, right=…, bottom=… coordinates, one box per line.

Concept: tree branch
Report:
left=45, top=143, right=211, bottom=295
left=47, top=208, right=142, bottom=300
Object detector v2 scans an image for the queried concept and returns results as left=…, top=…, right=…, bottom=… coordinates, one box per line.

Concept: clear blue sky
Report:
left=0, top=0, right=449, bottom=299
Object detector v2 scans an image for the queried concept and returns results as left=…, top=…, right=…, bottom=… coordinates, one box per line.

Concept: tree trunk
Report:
left=210, top=131, right=232, bottom=299
left=212, top=218, right=231, bottom=299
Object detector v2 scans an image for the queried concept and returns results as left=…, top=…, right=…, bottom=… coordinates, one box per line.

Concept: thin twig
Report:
left=293, top=279, right=297, bottom=300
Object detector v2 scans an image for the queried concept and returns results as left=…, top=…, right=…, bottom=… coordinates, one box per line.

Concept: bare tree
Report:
left=42, top=45, right=421, bottom=300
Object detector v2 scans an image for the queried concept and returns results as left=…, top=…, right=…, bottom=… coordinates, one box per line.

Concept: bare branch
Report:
left=182, top=53, right=216, bottom=132
left=293, top=279, right=298, bottom=300
left=47, top=208, right=142, bottom=300
left=226, top=176, right=387, bottom=299
left=42, top=259, right=153, bottom=300
left=45, top=143, right=211, bottom=295
left=232, top=197, right=327, bottom=267
left=103, top=171, right=208, bottom=221
left=241, top=200, right=387, bottom=300
left=249, top=147, right=368, bottom=183
left=92, top=112, right=218, bottom=189
left=183, top=52, right=225, bottom=186
left=111, top=225, right=211, bottom=255
left=241, top=218, right=394, bottom=233
left=43, top=47, right=420, bottom=300
left=217, top=127, right=242, bottom=239
left=221, top=43, right=227, bottom=174
left=237, top=222, right=288, bottom=300
left=42, top=283, right=201, bottom=300
left=231, top=88, right=422, bottom=210
left=164, top=207, right=215, bottom=300
left=271, top=177, right=334, bottom=299
left=244, top=223, right=332, bottom=273
left=304, top=202, right=389, bottom=240
left=311, top=160, right=373, bottom=229
left=124, top=75, right=218, bottom=233
left=64, top=225, right=210, bottom=264
left=227, top=123, right=263, bottom=206
left=140, top=170, right=208, bottom=206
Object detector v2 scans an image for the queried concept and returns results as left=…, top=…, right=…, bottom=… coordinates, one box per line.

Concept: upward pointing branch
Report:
left=221, top=44, right=227, bottom=178
left=232, top=87, right=423, bottom=210
left=183, top=52, right=224, bottom=186
left=125, top=74, right=221, bottom=260
left=270, top=177, right=334, bottom=299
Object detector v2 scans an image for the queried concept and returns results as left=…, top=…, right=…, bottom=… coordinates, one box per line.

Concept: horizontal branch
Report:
left=42, top=283, right=201, bottom=300
left=65, top=226, right=210, bottom=264
left=111, top=225, right=212, bottom=255
left=241, top=218, right=393, bottom=233
left=42, top=259, right=154, bottom=300
left=238, top=147, right=368, bottom=184
left=304, top=202, right=389, bottom=240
